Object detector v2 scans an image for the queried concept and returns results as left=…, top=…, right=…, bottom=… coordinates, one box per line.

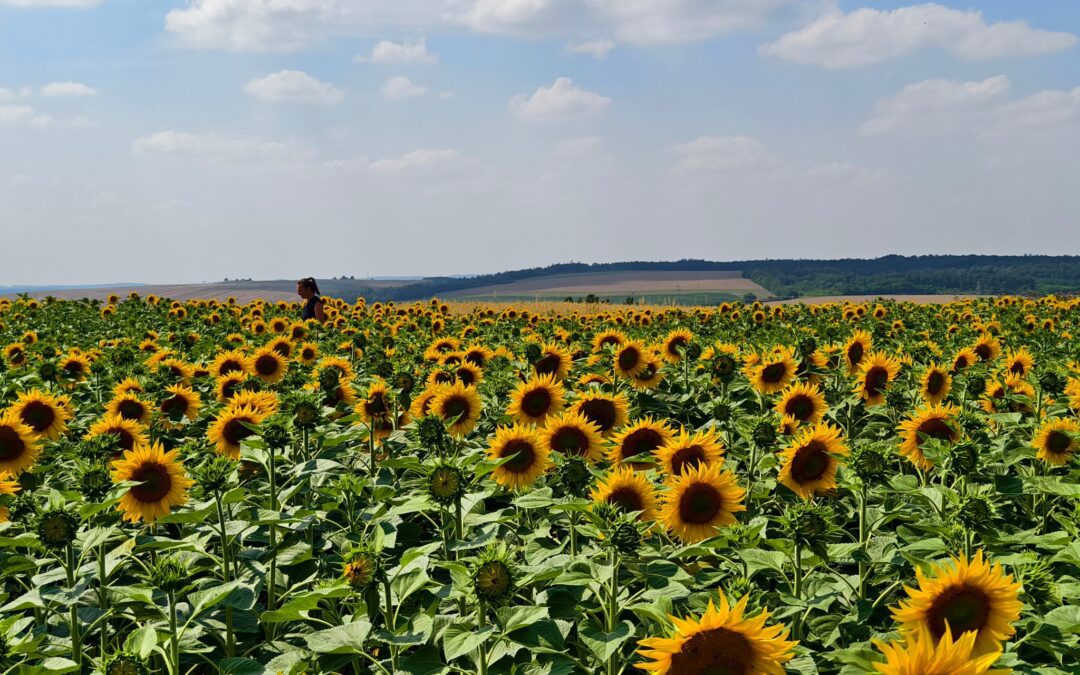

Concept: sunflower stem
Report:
left=382, top=577, right=399, bottom=672
left=214, top=492, right=236, bottom=658
left=476, top=599, right=488, bottom=675
left=857, top=482, right=868, bottom=601
left=606, top=547, right=620, bottom=675
left=454, top=499, right=464, bottom=559
left=168, top=589, right=180, bottom=675
left=267, top=444, right=278, bottom=640
left=97, top=540, right=109, bottom=659
left=65, top=544, right=82, bottom=668
left=569, top=511, right=578, bottom=557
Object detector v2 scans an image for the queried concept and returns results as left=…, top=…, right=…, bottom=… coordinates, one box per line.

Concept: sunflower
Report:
left=1032, top=417, right=1079, bottom=466
left=591, top=466, right=657, bottom=521
left=855, top=352, right=902, bottom=406
left=533, top=343, right=573, bottom=381
left=920, top=363, right=953, bottom=405
left=748, top=348, right=798, bottom=395
left=629, top=352, right=665, bottom=390
left=0, top=472, right=19, bottom=523
left=0, top=413, right=41, bottom=476
left=159, top=385, right=201, bottom=426
left=774, top=381, right=827, bottom=424
left=454, top=362, right=484, bottom=387
left=980, top=374, right=1035, bottom=415
left=654, top=428, right=725, bottom=477
left=230, top=389, right=279, bottom=416
left=844, top=330, right=873, bottom=373
left=661, top=329, right=693, bottom=364
left=266, top=336, right=294, bottom=359
left=111, top=441, right=193, bottom=523
left=429, top=382, right=482, bottom=438
left=777, top=422, right=849, bottom=500
left=506, top=373, right=566, bottom=426
left=777, top=414, right=799, bottom=436
left=250, top=346, right=288, bottom=384
left=409, top=387, right=440, bottom=419
left=297, top=342, right=319, bottom=364
left=872, top=625, right=1009, bottom=675
left=659, top=462, right=746, bottom=544
left=357, top=379, right=394, bottom=426
left=215, top=372, right=249, bottom=403
left=570, top=392, right=629, bottom=437
left=614, top=340, right=649, bottom=378
left=898, top=403, right=960, bottom=470
left=60, top=352, right=91, bottom=384
left=971, top=335, right=1001, bottom=363
left=637, top=594, right=796, bottom=674
left=207, top=404, right=267, bottom=460
left=487, top=424, right=551, bottom=490
left=155, top=357, right=194, bottom=384
left=892, top=550, right=1022, bottom=656
left=1002, top=347, right=1034, bottom=378
left=608, top=417, right=674, bottom=467
left=210, top=349, right=251, bottom=377
left=3, top=343, right=27, bottom=368
left=313, top=356, right=355, bottom=386
left=9, top=390, right=71, bottom=440
left=540, top=411, right=605, bottom=463
left=591, top=329, right=627, bottom=353
left=106, top=393, right=153, bottom=425
left=86, top=414, right=149, bottom=454
left=112, top=377, right=145, bottom=398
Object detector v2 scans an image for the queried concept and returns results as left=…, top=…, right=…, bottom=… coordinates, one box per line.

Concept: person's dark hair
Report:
left=298, top=277, right=320, bottom=295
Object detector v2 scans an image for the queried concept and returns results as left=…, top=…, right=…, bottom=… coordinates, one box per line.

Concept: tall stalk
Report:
left=214, top=493, right=235, bottom=657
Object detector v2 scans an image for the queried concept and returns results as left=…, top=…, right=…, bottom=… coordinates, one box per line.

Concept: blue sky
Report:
left=1, top=0, right=1078, bottom=284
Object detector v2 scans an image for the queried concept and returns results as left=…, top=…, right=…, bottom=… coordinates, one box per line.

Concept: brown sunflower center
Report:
left=847, top=342, right=864, bottom=367
left=501, top=439, right=537, bottom=474
left=456, top=368, right=477, bottom=386
left=670, top=445, right=706, bottom=476
left=219, top=359, right=243, bottom=375
left=366, top=394, right=388, bottom=415
left=20, top=401, right=55, bottom=431
left=0, top=426, right=27, bottom=461
left=118, top=400, right=146, bottom=421
left=161, top=395, right=189, bottom=417
left=618, top=348, right=641, bottom=371
left=223, top=417, right=256, bottom=446
left=254, top=354, right=280, bottom=376
left=620, top=428, right=663, bottom=460
left=579, top=399, right=616, bottom=432
left=521, top=389, right=552, bottom=417
left=1046, top=430, right=1073, bottom=455
left=668, top=626, right=755, bottom=675
left=607, top=486, right=644, bottom=513
left=917, top=417, right=955, bottom=444
left=272, top=342, right=291, bottom=357
left=784, top=395, right=815, bottom=421
left=863, top=366, right=889, bottom=395
left=129, top=462, right=173, bottom=503
left=533, top=353, right=563, bottom=376
left=551, top=427, right=589, bottom=456
left=440, top=396, right=470, bottom=421
left=667, top=337, right=688, bottom=356
left=974, top=344, right=992, bottom=360
left=760, top=363, right=786, bottom=384
left=790, top=440, right=830, bottom=484
left=678, top=483, right=722, bottom=524
left=927, top=585, right=991, bottom=639
left=927, top=371, right=946, bottom=395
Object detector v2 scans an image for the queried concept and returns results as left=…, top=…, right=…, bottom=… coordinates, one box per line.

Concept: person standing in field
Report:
left=297, top=277, right=326, bottom=322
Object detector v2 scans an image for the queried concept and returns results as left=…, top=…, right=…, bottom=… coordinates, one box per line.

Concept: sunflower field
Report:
left=1, top=293, right=1079, bottom=675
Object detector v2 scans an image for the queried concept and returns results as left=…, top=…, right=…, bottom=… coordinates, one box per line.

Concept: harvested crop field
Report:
left=444, top=270, right=771, bottom=299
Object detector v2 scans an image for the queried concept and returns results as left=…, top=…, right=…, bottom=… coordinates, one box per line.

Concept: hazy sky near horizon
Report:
left=2, top=1, right=1079, bottom=285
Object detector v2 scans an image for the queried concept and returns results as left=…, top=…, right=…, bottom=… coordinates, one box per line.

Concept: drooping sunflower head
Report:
left=892, top=550, right=1022, bottom=656
left=487, top=423, right=551, bottom=490
left=777, top=422, right=849, bottom=500
left=774, top=381, right=828, bottom=424
left=654, top=427, right=725, bottom=477
left=897, top=403, right=960, bottom=471
left=607, top=416, right=674, bottom=467
left=1032, top=417, right=1079, bottom=466
left=250, top=346, right=288, bottom=384
left=637, top=594, right=797, bottom=675
left=590, top=465, right=657, bottom=521
left=506, top=373, right=566, bottom=426
left=540, top=411, right=605, bottom=463
left=569, top=392, right=628, bottom=437
left=110, top=441, right=193, bottom=523
left=855, top=351, right=902, bottom=406
left=659, top=462, right=746, bottom=544
left=429, top=381, right=482, bottom=438
left=207, top=404, right=267, bottom=460
left=10, top=390, right=71, bottom=441
left=920, top=363, right=953, bottom=405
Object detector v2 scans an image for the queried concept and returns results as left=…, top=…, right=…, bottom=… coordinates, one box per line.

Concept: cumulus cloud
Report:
left=0, top=103, right=92, bottom=128
left=381, top=76, right=427, bottom=100
left=860, top=76, right=1080, bottom=138
left=671, top=135, right=778, bottom=173
left=368, top=148, right=465, bottom=175
left=510, top=77, right=610, bottom=121
left=0, top=104, right=35, bottom=125
left=359, top=37, right=437, bottom=63
left=133, top=130, right=315, bottom=163
left=164, top=0, right=790, bottom=51
left=40, top=81, right=97, bottom=97
left=566, top=38, right=614, bottom=58
left=761, top=3, right=1077, bottom=69
left=244, top=70, right=343, bottom=105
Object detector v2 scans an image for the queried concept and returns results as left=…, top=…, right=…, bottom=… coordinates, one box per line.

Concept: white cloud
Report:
left=40, top=81, right=97, bottom=97
left=761, top=3, right=1077, bottom=69
left=368, top=148, right=463, bottom=174
left=510, top=77, right=610, bottom=121
left=164, top=0, right=790, bottom=51
left=0, top=0, right=102, bottom=6
left=244, top=70, right=343, bottom=105
left=860, top=76, right=1080, bottom=138
left=133, top=130, right=315, bottom=163
left=0, top=104, right=34, bottom=125
left=566, top=38, right=614, bottom=58
left=359, top=37, right=437, bottom=63
left=381, top=75, right=427, bottom=100
left=0, top=103, right=92, bottom=128
left=671, top=136, right=779, bottom=173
